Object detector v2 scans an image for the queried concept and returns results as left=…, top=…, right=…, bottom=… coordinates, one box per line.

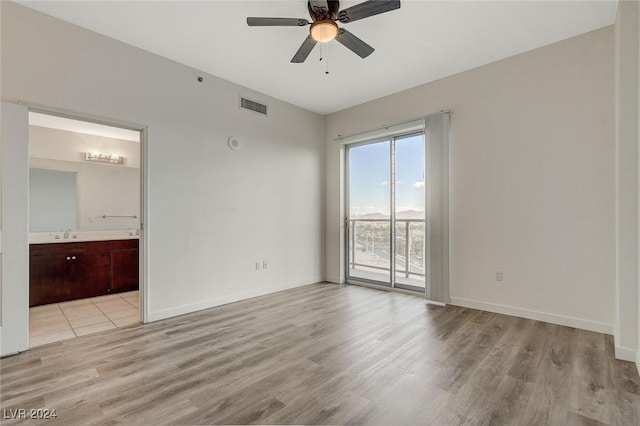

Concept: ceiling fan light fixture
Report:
left=310, top=20, right=338, bottom=42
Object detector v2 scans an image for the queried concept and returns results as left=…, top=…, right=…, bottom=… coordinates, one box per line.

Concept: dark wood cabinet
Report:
left=29, top=240, right=139, bottom=306
left=111, top=240, right=139, bottom=293
left=30, top=248, right=72, bottom=306
left=72, top=249, right=112, bottom=300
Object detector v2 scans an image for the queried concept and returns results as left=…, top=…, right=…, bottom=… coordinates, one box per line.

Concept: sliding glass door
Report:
left=393, top=134, right=426, bottom=290
left=346, top=132, right=426, bottom=291
left=347, top=140, right=392, bottom=284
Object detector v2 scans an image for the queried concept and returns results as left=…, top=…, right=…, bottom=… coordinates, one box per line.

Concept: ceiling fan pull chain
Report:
left=319, top=43, right=330, bottom=74
left=325, top=44, right=330, bottom=75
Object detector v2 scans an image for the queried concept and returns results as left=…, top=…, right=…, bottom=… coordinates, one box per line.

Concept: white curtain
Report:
left=425, top=113, right=450, bottom=303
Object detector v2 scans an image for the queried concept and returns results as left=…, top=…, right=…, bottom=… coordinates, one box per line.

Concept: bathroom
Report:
left=28, top=112, right=142, bottom=347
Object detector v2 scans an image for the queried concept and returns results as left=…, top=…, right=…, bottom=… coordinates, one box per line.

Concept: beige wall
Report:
left=326, top=27, right=615, bottom=333
left=1, top=1, right=631, bottom=361
left=614, top=0, right=640, bottom=363
left=1, top=2, right=325, bottom=328
left=0, top=102, right=29, bottom=354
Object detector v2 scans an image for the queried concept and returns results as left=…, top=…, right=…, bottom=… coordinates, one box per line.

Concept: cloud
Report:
left=413, top=181, right=425, bottom=189
left=380, top=181, right=389, bottom=187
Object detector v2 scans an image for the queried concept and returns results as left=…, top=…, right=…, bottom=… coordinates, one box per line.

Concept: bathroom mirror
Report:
left=29, top=168, right=78, bottom=232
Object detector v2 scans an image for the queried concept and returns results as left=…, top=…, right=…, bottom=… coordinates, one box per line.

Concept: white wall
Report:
left=1, top=2, right=325, bottom=323
left=1, top=102, right=29, bottom=355
left=614, top=0, right=640, bottom=364
left=326, top=27, right=615, bottom=333
left=78, top=162, right=139, bottom=230
left=30, top=126, right=141, bottom=231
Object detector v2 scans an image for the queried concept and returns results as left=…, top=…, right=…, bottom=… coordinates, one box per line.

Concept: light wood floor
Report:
left=1, top=283, right=639, bottom=425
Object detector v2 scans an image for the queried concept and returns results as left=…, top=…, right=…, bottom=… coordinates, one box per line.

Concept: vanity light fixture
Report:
left=85, top=151, right=125, bottom=165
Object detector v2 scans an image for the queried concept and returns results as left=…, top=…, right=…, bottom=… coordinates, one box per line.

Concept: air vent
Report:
left=240, top=97, right=268, bottom=115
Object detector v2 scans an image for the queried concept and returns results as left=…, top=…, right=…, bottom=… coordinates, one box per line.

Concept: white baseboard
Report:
left=614, top=345, right=638, bottom=362
left=325, top=276, right=345, bottom=284
left=147, top=278, right=322, bottom=322
left=449, top=297, right=613, bottom=334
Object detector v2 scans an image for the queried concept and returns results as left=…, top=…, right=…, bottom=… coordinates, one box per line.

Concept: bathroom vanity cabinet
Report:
left=110, top=240, right=140, bottom=294
left=29, top=239, right=138, bottom=306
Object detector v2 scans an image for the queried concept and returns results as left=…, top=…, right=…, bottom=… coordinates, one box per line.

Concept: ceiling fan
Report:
left=247, top=0, right=401, bottom=63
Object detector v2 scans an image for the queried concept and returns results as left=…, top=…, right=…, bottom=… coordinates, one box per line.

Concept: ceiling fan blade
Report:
left=338, top=0, right=400, bottom=23
left=247, top=17, right=310, bottom=26
left=336, top=28, right=375, bottom=58
left=291, top=35, right=318, bottom=63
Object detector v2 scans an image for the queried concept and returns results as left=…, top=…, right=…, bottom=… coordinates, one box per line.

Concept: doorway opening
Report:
left=345, top=132, right=426, bottom=292
left=27, top=111, right=144, bottom=348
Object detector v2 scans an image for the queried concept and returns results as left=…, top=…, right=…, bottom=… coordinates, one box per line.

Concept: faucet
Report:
left=63, top=229, right=70, bottom=239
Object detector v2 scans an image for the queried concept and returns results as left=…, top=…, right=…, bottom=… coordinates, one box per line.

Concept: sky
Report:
left=348, top=134, right=425, bottom=218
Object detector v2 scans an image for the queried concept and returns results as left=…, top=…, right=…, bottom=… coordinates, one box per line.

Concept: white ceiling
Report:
left=18, top=1, right=618, bottom=115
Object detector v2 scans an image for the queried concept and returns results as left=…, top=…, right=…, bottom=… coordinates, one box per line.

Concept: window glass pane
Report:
left=394, top=134, right=426, bottom=289
left=348, top=141, right=391, bottom=284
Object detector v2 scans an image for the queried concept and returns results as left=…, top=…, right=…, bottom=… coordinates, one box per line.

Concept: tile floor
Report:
left=29, top=291, right=140, bottom=348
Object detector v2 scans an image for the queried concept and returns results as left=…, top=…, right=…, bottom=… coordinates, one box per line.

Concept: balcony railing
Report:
left=348, top=218, right=425, bottom=285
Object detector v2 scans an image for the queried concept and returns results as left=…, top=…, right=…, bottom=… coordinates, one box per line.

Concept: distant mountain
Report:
left=354, top=210, right=425, bottom=220
left=358, top=212, right=389, bottom=220
left=395, top=210, right=425, bottom=220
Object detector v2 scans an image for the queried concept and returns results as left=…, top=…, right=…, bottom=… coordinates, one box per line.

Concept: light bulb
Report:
left=310, top=20, right=338, bottom=43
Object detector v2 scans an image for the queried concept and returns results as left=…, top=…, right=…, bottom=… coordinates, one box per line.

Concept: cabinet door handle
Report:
left=71, top=256, right=77, bottom=260
left=66, top=256, right=71, bottom=260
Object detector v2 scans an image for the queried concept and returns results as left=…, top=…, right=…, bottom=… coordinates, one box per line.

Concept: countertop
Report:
left=29, top=229, right=139, bottom=244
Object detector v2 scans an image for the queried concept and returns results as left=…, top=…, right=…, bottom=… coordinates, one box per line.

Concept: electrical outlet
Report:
left=256, top=261, right=261, bottom=271
left=495, top=270, right=503, bottom=281
left=263, top=261, right=268, bottom=270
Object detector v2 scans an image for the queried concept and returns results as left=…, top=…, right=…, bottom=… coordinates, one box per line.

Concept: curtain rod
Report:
left=332, top=109, right=450, bottom=141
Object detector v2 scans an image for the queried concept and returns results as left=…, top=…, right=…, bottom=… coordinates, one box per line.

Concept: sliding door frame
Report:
left=344, top=130, right=426, bottom=293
